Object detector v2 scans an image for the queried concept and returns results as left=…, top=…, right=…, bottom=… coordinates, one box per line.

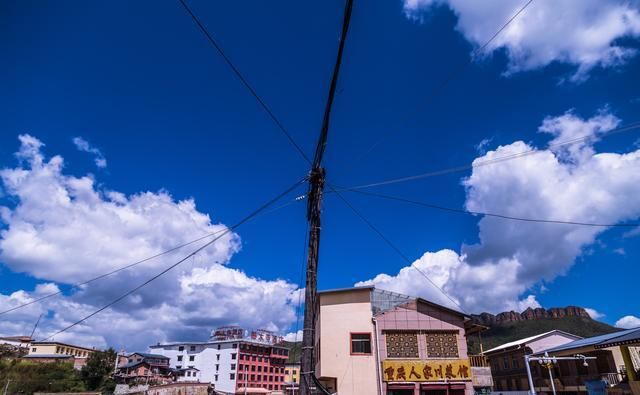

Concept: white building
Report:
left=150, top=327, right=289, bottom=394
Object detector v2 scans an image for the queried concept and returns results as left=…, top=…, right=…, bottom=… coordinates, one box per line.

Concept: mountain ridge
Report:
left=471, top=306, right=591, bottom=327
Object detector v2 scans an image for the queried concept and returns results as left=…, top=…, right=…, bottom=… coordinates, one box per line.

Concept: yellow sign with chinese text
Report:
left=382, top=359, right=472, bottom=382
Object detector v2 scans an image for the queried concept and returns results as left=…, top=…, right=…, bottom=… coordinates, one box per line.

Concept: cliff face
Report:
left=471, top=306, right=591, bottom=326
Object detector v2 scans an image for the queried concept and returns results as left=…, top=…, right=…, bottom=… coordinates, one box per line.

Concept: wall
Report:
left=376, top=300, right=473, bottom=395
left=150, top=341, right=238, bottom=392
left=317, top=289, right=378, bottom=395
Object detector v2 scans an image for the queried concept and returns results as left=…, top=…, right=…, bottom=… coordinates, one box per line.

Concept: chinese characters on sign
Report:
left=382, top=360, right=472, bottom=382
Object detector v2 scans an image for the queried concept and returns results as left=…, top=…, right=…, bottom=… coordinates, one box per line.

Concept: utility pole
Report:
left=299, top=1, right=354, bottom=394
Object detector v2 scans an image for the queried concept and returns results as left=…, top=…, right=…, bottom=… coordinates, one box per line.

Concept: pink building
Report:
left=315, top=286, right=483, bottom=395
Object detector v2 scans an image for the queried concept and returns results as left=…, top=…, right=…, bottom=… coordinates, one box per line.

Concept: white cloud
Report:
left=404, top=0, right=640, bottom=81
left=615, top=315, right=640, bottom=329
left=359, top=108, right=640, bottom=313
left=73, top=136, right=107, bottom=168
left=283, top=330, right=303, bottom=342
left=0, top=135, right=300, bottom=350
left=585, top=307, right=605, bottom=320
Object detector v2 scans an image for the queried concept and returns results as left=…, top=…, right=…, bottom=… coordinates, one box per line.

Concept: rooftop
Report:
left=484, top=330, right=581, bottom=354
left=31, top=341, right=95, bottom=352
left=541, top=327, right=638, bottom=355
left=22, top=354, right=73, bottom=359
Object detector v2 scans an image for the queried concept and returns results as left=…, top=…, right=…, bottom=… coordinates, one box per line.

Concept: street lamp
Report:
left=524, top=352, right=596, bottom=395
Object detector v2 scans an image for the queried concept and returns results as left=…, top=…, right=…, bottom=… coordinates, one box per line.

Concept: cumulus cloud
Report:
left=358, top=108, right=640, bottom=313
left=73, top=136, right=107, bottom=168
left=404, top=0, right=640, bottom=81
left=616, top=315, right=640, bottom=329
left=283, top=329, right=303, bottom=342
left=0, top=135, right=300, bottom=349
left=585, top=308, right=605, bottom=320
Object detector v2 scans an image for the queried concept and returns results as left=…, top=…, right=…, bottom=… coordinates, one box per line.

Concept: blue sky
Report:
left=1, top=0, right=640, bottom=348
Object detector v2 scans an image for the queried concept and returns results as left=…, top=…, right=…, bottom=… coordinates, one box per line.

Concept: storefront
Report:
left=382, top=359, right=473, bottom=395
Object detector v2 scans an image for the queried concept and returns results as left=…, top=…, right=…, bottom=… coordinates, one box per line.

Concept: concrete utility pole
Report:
left=299, top=1, right=354, bottom=394
left=524, top=353, right=596, bottom=395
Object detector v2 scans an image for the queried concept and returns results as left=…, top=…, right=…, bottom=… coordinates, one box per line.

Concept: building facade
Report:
left=115, top=352, right=174, bottom=385
left=150, top=327, right=289, bottom=394
left=24, top=341, right=95, bottom=369
left=485, top=330, right=631, bottom=395
left=314, top=286, right=477, bottom=395
left=284, top=362, right=300, bottom=394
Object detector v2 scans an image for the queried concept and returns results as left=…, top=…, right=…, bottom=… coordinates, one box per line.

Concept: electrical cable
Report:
left=348, top=0, right=535, bottom=168
left=327, top=184, right=468, bottom=314
left=336, top=187, right=640, bottom=227
left=39, top=178, right=306, bottom=341
left=339, top=121, right=640, bottom=191
left=177, top=0, right=312, bottom=165
left=0, top=183, right=306, bottom=317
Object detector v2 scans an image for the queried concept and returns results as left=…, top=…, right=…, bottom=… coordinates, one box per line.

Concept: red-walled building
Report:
left=237, top=340, right=289, bottom=392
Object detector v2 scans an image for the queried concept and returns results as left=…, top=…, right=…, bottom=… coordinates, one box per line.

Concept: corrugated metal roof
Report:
left=542, top=327, right=636, bottom=354
left=484, top=330, right=580, bottom=354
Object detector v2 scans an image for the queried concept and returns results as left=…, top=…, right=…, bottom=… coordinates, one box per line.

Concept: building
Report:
left=484, top=329, right=638, bottom=395
left=541, top=327, right=640, bottom=395
left=115, top=352, right=174, bottom=385
left=314, top=286, right=482, bottom=395
left=0, top=335, right=32, bottom=349
left=284, top=362, right=300, bottom=394
left=175, top=367, right=202, bottom=382
left=485, top=330, right=582, bottom=393
left=23, top=341, right=95, bottom=369
left=150, top=326, right=290, bottom=394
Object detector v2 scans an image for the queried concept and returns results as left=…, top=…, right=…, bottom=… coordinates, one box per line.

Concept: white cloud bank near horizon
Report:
left=403, top=0, right=640, bottom=82
left=357, top=108, right=640, bottom=318
left=0, top=135, right=300, bottom=350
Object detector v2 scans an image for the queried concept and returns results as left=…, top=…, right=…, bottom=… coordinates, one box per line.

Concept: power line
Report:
left=0, top=184, right=306, bottom=317
left=177, top=0, right=312, bottom=165
left=339, top=121, right=640, bottom=191
left=40, top=178, right=306, bottom=341
left=349, top=0, right=535, bottom=167
left=0, top=230, right=225, bottom=316
left=327, top=185, right=467, bottom=314
left=337, top=188, right=640, bottom=227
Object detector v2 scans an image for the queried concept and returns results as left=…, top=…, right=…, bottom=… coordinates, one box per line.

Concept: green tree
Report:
left=0, top=359, right=86, bottom=394
left=80, top=348, right=117, bottom=391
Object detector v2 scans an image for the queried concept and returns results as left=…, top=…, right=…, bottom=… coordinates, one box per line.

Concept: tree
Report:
left=0, top=359, right=86, bottom=394
left=80, top=348, right=117, bottom=391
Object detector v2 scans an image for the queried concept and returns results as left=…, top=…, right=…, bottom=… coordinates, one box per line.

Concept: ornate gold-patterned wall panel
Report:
left=385, top=332, right=419, bottom=358
left=425, top=331, right=458, bottom=358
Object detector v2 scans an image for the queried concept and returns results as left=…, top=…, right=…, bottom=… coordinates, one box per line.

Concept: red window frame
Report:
left=350, top=332, right=372, bottom=356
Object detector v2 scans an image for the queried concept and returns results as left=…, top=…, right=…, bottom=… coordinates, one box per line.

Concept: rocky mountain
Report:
left=471, top=306, right=591, bottom=326
left=466, top=306, right=619, bottom=354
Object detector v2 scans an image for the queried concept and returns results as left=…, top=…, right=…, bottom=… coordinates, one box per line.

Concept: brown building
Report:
left=485, top=330, right=631, bottom=395
left=23, top=341, right=95, bottom=369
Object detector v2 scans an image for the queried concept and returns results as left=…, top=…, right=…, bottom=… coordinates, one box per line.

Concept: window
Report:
left=216, top=364, right=219, bottom=371
left=233, top=343, right=238, bottom=349
left=188, top=365, right=194, bottom=369
left=176, top=365, right=182, bottom=369
left=217, top=344, right=221, bottom=350
left=178, top=346, right=184, bottom=351
left=216, top=354, right=220, bottom=361
left=425, top=331, right=459, bottom=358
left=231, top=353, right=237, bottom=360
left=231, top=363, right=236, bottom=371
left=215, top=374, right=218, bottom=381
left=31, top=347, right=37, bottom=352
left=503, top=357, right=510, bottom=370
left=189, top=355, right=195, bottom=362
left=350, top=333, right=372, bottom=354
left=230, top=373, right=235, bottom=380
left=385, top=331, right=419, bottom=358
left=190, top=345, right=196, bottom=351
left=177, top=355, right=183, bottom=361
left=512, top=355, right=519, bottom=369
left=258, top=365, right=262, bottom=372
